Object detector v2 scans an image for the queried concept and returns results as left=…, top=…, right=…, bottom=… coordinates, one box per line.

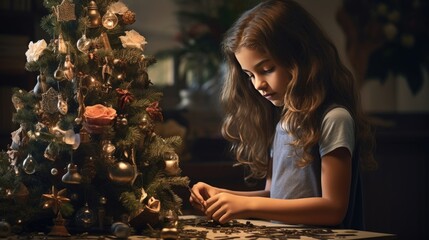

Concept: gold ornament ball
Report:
left=108, top=161, right=135, bottom=184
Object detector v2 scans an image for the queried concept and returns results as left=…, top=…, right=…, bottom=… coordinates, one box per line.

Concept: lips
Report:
left=263, top=93, right=275, bottom=100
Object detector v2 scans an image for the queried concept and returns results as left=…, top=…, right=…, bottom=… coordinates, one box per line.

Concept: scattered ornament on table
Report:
left=176, top=217, right=355, bottom=239
left=161, top=226, right=179, bottom=239
left=111, top=222, right=131, bottom=239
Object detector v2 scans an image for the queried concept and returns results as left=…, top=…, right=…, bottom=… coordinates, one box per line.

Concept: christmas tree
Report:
left=0, top=0, right=189, bottom=236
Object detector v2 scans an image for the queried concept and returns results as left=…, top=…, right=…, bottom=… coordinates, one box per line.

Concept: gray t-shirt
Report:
left=270, top=107, right=363, bottom=229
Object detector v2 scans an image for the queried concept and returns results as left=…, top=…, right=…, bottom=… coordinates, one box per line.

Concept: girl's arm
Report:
left=189, top=159, right=273, bottom=210
left=189, top=182, right=269, bottom=212
left=205, top=147, right=351, bottom=226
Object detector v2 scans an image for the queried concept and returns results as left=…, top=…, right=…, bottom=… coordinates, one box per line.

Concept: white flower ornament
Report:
left=110, top=1, right=129, bottom=15
left=119, top=30, right=147, bottom=50
left=25, top=39, right=47, bottom=62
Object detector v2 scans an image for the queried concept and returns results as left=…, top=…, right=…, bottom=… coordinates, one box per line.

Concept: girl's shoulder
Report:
left=324, top=106, right=352, bottom=118
left=322, top=103, right=346, bottom=113
left=320, top=105, right=355, bottom=155
left=322, top=105, right=354, bottom=127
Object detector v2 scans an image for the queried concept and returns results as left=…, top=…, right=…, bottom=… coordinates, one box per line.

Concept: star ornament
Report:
left=42, top=186, right=70, bottom=214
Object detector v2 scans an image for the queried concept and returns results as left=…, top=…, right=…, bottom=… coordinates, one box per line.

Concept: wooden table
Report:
left=172, top=215, right=397, bottom=240
left=6, top=215, right=396, bottom=239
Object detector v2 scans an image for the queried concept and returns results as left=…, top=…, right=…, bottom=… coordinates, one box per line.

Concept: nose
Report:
left=253, top=76, right=268, bottom=91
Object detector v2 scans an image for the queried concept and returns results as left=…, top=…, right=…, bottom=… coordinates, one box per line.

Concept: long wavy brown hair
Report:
left=221, top=0, right=376, bottom=180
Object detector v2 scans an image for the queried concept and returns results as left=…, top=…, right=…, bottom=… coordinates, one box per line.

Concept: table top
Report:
left=172, top=215, right=397, bottom=240
left=6, top=215, right=396, bottom=239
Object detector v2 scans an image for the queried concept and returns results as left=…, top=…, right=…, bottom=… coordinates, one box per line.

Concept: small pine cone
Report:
left=122, top=10, right=136, bottom=25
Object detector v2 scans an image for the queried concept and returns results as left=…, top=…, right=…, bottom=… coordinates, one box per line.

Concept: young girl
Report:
left=189, top=0, right=376, bottom=230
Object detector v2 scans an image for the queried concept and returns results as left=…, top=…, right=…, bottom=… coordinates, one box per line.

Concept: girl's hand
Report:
left=205, top=193, right=250, bottom=224
left=189, top=182, right=219, bottom=212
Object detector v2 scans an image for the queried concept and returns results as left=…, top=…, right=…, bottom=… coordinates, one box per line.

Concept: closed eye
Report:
left=242, top=64, right=274, bottom=81
left=262, top=66, right=275, bottom=74
left=242, top=71, right=254, bottom=81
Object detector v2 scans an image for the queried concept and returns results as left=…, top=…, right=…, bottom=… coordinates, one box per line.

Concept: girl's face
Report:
left=235, top=47, right=291, bottom=107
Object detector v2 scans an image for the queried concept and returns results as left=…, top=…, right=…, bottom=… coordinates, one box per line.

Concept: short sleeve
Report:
left=319, top=107, right=355, bottom=157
